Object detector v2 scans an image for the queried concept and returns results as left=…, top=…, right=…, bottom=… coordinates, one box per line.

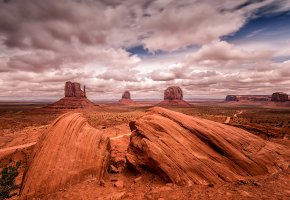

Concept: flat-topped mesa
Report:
left=271, top=92, right=289, bottom=102
left=158, top=86, right=190, bottom=107
left=225, top=95, right=238, bottom=102
left=65, top=81, right=86, bottom=98
left=224, top=95, right=272, bottom=102
left=119, top=91, right=134, bottom=104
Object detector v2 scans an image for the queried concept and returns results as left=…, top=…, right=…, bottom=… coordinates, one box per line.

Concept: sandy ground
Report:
left=0, top=101, right=289, bottom=199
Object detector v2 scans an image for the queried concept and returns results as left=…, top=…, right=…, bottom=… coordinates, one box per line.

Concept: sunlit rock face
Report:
left=225, top=95, right=239, bottom=101
left=126, top=107, right=290, bottom=186
left=164, top=86, right=183, bottom=100
left=20, top=113, right=110, bottom=199
left=271, top=92, right=289, bottom=102
left=65, top=81, right=86, bottom=98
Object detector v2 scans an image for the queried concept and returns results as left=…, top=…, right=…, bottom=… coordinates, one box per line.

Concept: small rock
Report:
left=87, top=178, right=96, bottom=183
left=109, top=165, right=119, bottom=173
left=152, top=186, right=172, bottom=193
left=144, top=193, right=154, bottom=200
left=99, top=179, right=106, bottom=187
left=134, top=176, right=142, bottom=183
left=110, top=192, right=126, bottom=200
left=226, top=192, right=232, bottom=196
left=114, top=180, right=124, bottom=188
left=239, top=190, right=253, bottom=197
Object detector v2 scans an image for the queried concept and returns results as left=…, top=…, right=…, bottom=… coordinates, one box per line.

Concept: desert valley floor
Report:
left=0, top=101, right=290, bottom=200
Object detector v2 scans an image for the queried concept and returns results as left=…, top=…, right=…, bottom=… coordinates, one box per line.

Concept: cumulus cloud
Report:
left=141, top=2, right=246, bottom=52
left=97, top=69, right=140, bottom=82
left=1, top=0, right=290, bottom=99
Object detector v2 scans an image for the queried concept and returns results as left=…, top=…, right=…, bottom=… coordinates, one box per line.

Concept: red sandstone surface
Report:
left=0, top=102, right=289, bottom=200
left=20, top=113, right=110, bottom=199
left=127, top=107, right=289, bottom=186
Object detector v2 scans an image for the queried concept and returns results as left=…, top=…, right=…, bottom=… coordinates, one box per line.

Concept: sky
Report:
left=0, top=0, right=290, bottom=101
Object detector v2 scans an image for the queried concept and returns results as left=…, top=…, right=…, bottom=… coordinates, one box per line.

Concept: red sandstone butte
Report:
left=65, top=81, right=86, bottom=98
left=47, top=81, right=95, bottom=109
left=119, top=91, right=134, bottom=104
left=158, top=86, right=190, bottom=107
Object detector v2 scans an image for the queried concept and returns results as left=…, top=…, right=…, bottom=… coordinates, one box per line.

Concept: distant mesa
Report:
left=126, top=107, right=290, bottom=186
left=225, top=93, right=289, bottom=103
left=271, top=92, right=289, bottom=102
left=225, top=95, right=239, bottom=102
left=119, top=91, right=134, bottom=104
left=46, top=81, right=95, bottom=109
left=225, top=95, right=271, bottom=102
left=158, top=86, right=190, bottom=107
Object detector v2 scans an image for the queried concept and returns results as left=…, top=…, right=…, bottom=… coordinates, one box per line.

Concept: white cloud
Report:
left=1, top=0, right=290, bottom=99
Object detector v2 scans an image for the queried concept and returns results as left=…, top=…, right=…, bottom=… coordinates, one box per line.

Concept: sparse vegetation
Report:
left=0, top=161, right=21, bottom=200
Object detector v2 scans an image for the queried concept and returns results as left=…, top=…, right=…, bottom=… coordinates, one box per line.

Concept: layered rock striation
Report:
left=126, top=107, right=290, bottom=186
left=20, top=113, right=111, bottom=199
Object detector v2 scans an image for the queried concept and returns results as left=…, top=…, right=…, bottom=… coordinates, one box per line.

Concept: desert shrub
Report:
left=0, top=161, right=21, bottom=199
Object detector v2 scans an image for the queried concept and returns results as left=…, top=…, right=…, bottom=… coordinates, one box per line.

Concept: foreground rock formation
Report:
left=119, top=91, right=134, bottom=104
left=158, top=86, right=190, bottom=107
left=271, top=92, right=289, bottom=102
left=47, top=81, right=95, bottom=109
left=126, top=107, right=289, bottom=186
left=20, top=113, right=110, bottom=199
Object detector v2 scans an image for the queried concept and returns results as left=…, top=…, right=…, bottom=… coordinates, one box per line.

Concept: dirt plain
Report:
left=0, top=100, right=289, bottom=200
